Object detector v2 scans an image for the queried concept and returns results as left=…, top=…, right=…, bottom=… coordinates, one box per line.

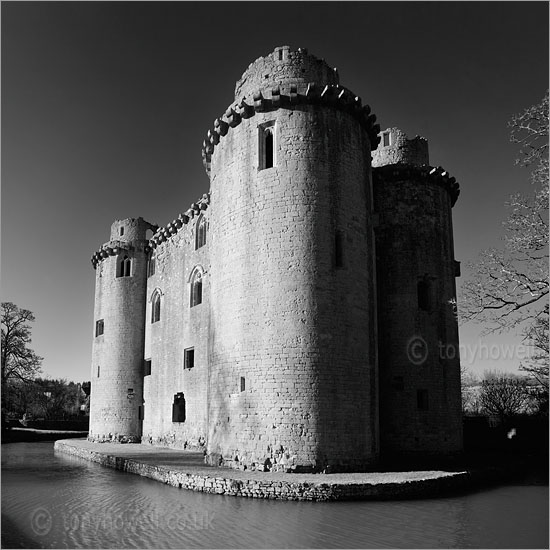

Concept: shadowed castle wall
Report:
left=373, top=131, right=462, bottom=457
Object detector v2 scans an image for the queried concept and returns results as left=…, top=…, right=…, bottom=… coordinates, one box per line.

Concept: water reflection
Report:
left=1, top=442, right=548, bottom=549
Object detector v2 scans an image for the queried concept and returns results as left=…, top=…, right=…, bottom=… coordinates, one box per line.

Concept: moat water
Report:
left=1, top=442, right=548, bottom=549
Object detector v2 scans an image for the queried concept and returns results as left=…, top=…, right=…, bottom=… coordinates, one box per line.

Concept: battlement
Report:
left=202, top=82, right=380, bottom=175
left=372, top=164, right=460, bottom=207
left=372, top=128, right=429, bottom=168
left=147, top=193, right=210, bottom=251
left=234, top=46, right=339, bottom=102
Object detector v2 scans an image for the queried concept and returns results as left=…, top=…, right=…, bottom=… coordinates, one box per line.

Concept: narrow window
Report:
left=172, top=393, right=186, bottom=422
left=265, top=129, right=274, bottom=168
left=144, top=359, right=152, bottom=376
left=151, top=291, right=161, bottom=323
left=334, top=231, right=344, bottom=268
left=392, top=376, right=404, bottom=391
left=278, top=49, right=283, bottom=61
left=417, top=279, right=432, bottom=312
left=259, top=123, right=276, bottom=170
left=184, top=348, right=195, bottom=370
left=120, top=226, right=124, bottom=236
left=123, top=256, right=131, bottom=277
left=117, top=255, right=132, bottom=278
left=97, top=365, right=100, bottom=378
left=190, top=271, right=202, bottom=307
left=382, top=131, right=391, bottom=147
left=417, top=389, right=429, bottom=411
left=240, top=376, right=246, bottom=392
left=147, top=257, right=156, bottom=278
left=195, top=216, right=207, bottom=250
left=95, top=319, right=104, bottom=337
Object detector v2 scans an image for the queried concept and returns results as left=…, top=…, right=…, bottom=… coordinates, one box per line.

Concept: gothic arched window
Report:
left=151, top=291, right=161, bottom=323
left=116, top=255, right=132, bottom=278
left=190, top=270, right=202, bottom=307
left=195, top=216, right=207, bottom=250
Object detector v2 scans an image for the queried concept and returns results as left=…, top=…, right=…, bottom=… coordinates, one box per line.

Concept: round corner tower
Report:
left=89, top=217, right=155, bottom=442
left=202, top=46, right=381, bottom=472
left=372, top=128, right=463, bottom=461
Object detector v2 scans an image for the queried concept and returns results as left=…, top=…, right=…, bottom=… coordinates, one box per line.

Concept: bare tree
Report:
left=479, top=373, right=529, bottom=420
left=1, top=302, right=43, bottom=410
left=460, top=92, right=549, bottom=386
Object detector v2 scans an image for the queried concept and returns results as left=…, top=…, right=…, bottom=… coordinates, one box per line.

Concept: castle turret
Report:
left=89, top=217, right=155, bottom=442
left=372, top=128, right=462, bottom=461
left=203, top=46, right=380, bottom=471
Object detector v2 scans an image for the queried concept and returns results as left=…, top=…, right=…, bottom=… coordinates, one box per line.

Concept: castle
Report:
left=89, top=46, right=463, bottom=472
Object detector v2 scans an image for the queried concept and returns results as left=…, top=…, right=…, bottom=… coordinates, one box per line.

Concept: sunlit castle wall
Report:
left=141, top=204, right=210, bottom=450
left=372, top=129, right=463, bottom=459
left=203, top=46, right=381, bottom=471
left=89, top=218, right=153, bottom=442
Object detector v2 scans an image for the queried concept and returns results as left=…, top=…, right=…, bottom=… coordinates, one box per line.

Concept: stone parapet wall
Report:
left=372, top=127, right=429, bottom=168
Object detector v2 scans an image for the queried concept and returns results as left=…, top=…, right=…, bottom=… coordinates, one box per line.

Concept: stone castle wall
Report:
left=89, top=218, right=153, bottom=442
left=207, top=101, right=378, bottom=472
left=141, top=209, right=210, bottom=450
left=372, top=127, right=429, bottom=167
left=373, top=164, right=462, bottom=457
left=88, top=47, right=463, bottom=470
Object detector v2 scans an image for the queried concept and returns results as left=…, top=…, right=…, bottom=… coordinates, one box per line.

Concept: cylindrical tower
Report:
left=202, top=46, right=381, bottom=472
left=372, top=128, right=462, bottom=462
left=89, top=217, right=154, bottom=442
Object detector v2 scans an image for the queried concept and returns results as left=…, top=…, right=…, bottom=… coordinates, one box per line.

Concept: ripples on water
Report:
left=1, top=441, right=548, bottom=549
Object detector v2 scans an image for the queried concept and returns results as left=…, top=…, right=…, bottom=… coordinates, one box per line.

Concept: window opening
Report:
left=265, top=128, right=274, bottom=168
left=95, top=319, right=104, bottom=337
left=392, top=376, right=404, bottom=391
left=120, top=227, right=124, bottom=236
left=172, top=393, right=186, bottom=422
left=240, top=376, right=246, bottom=392
left=382, top=131, right=391, bottom=147
left=417, top=279, right=432, bottom=312
left=97, top=365, right=100, bottom=378
left=144, top=359, right=152, bottom=376
left=195, top=216, right=207, bottom=250
left=148, top=258, right=156, bottom=277
left=190, top=271, right=203, bottom=307
left=335, top=231, right=344, bottom=268
left=417, top=389, right=429, bottom=411
left=151, top=291, right=161, bottom=323
left=117, top=255, right=132, bottom=278
left=184, top=348, right=195, bottom=370
left=259, top=123, right=276, bottom=170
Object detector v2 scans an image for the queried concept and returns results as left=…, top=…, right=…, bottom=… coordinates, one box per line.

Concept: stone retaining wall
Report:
left=54, top=440, right=471, bottom=501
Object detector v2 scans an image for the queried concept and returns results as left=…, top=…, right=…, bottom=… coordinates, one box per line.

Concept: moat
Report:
left=2, top=442, right=548, bottom=549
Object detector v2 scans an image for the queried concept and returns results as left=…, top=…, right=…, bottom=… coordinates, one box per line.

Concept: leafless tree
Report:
left=1, top=302, right=43, bottom=411
left=460, top=92, right=549, bottom=387
left=479, top=373, right=529, bottom=420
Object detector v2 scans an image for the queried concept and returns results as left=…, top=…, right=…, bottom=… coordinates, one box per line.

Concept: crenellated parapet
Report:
left=147, top=193, right=210, bottom=251
left=372, top=164, right=460, bottom=207
left=201, top=46, right=381, bottom=176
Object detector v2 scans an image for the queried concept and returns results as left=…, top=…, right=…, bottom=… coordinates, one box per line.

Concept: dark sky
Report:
left=2, top=1, right=548, bottom=382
